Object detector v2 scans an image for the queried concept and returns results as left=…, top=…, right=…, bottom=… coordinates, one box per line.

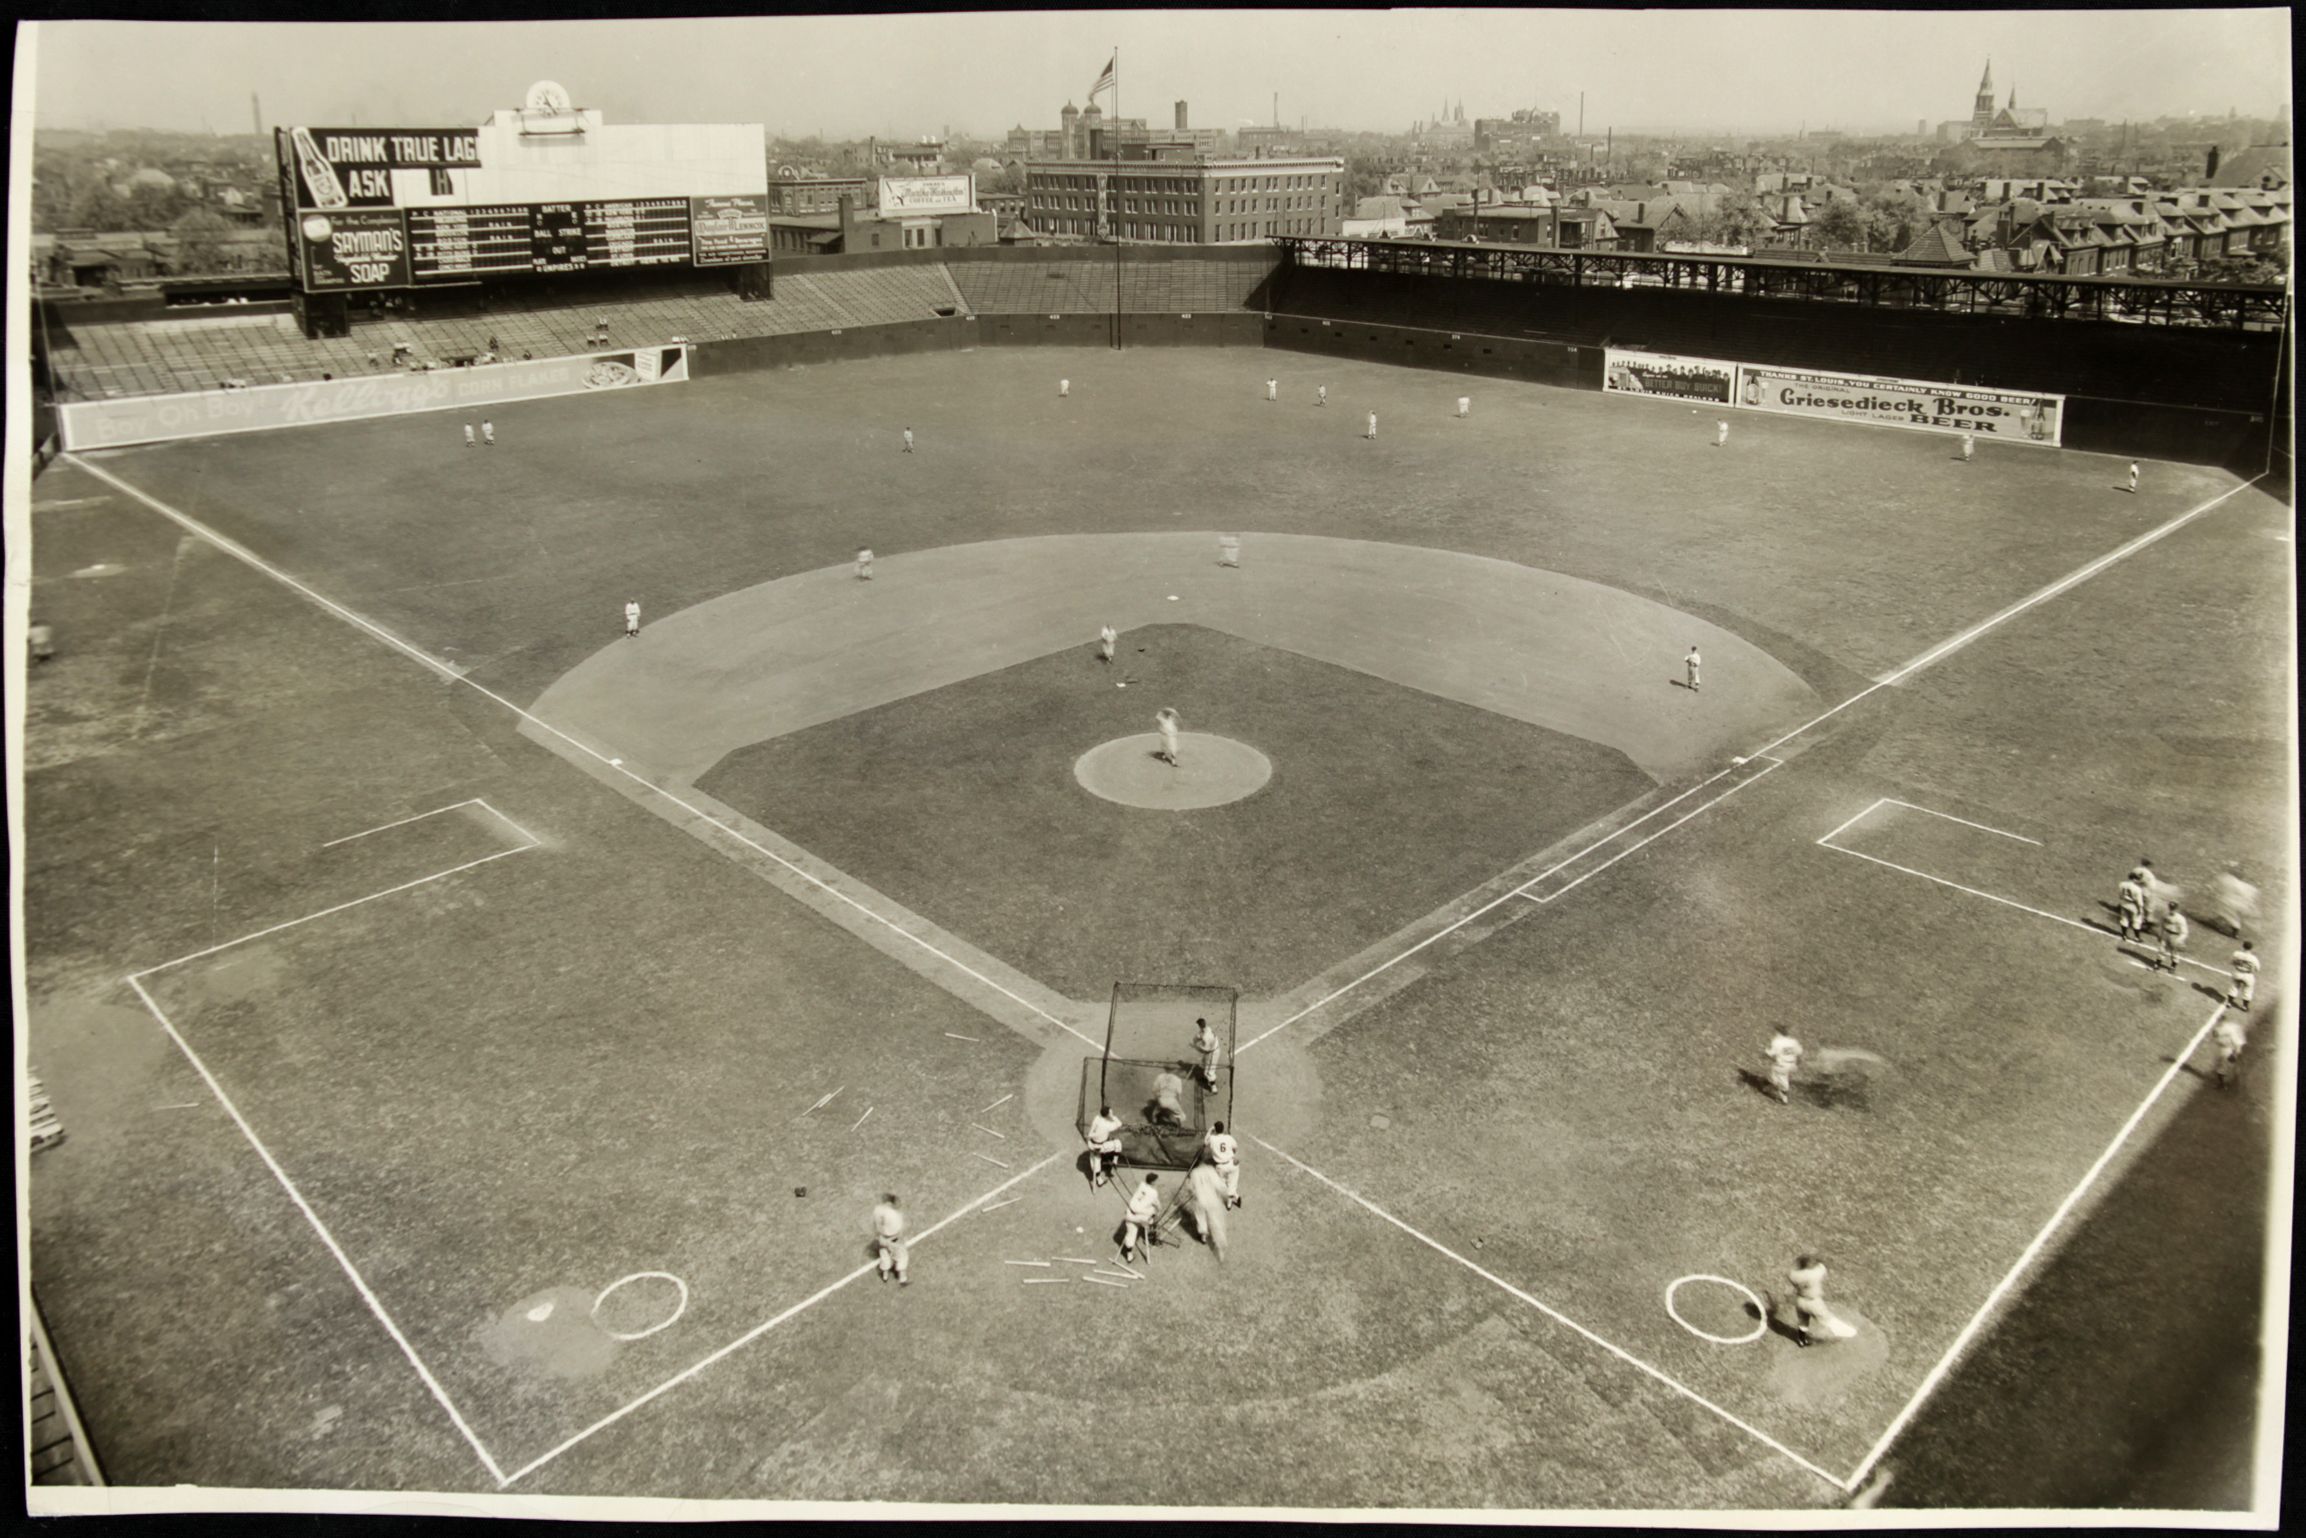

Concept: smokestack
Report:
left=1274, top=92, right=1279, bottom=128
left=1175, top=100, right=1188, bottom=132
left=1578, top=92, right=1584, bottom=136
left=251, top=92, right=262, bottom=136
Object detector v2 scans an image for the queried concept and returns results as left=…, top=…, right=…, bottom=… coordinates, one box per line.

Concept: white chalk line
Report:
left=1238, top=761, right=1744, bottom=1053
left=1815, top=837, right=2231, bottom=981
left=321, top=798, right=484, bottom=848
left=132, top=841, right=539, bottom=981
left=1747, top=475, right=2262, bottom=764
left=497, top=1152, right=1062, bottom=1486
left=1842, top=999, right=2232, bottom=1491
left=125, top=975, right=507, bottom=1485
left=1241, top=755, right=1784, bottom=1054
left=65, top=454, right=1091, bottom=1049
left=1814, top=798, right=1889, bottom=850
left=1244, top=472, right=2256, bottom=1057
left=1522, top=756, right=1785, bottom=905
left=1878, top=797, right=2042, bottom=846
left=592, top=1272, right=689, bottom=1343
left=1248, top=1134, right=1846, bottom=1489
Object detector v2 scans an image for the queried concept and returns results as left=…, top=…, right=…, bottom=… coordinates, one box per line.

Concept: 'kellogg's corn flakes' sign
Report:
left=59, top=347, right=690, bottom=451
left=1734, top=363, right=2063, bottom=446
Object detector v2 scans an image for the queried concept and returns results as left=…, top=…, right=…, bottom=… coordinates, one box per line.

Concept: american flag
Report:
left=1088, top=53, right=1115, bottom=100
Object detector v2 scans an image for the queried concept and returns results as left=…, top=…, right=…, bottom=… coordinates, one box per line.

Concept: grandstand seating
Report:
left=40, top=251, right=1284, bottom=401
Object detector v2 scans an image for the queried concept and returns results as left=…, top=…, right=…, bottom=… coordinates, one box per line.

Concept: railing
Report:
left=1277, top=236, right=2290, bottom=331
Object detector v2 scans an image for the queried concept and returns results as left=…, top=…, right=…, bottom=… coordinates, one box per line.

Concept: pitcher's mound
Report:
left=1075, top=733, right=1272, bottom=809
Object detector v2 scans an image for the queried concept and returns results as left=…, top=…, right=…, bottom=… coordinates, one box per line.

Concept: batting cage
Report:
left=1077, top=982, right=1238, bottom=1171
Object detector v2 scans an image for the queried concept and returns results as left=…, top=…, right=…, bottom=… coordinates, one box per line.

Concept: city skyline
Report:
left=23, top=9, right=2294, bottom=142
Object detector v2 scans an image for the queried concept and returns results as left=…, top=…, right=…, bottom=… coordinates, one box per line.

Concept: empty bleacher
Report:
left=40, top=248, right=1289, bottom=403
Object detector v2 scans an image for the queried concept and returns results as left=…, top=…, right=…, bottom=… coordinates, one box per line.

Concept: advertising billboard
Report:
left=876, top=174, right=976, bottom=217
left=1601, top=348, right=1738, bottom=405
left=59, top=347, right=692, bottom=451
left=1603, top=348, right=2066, bottom=446
left=295, top=208, right=413, bottom=290
left=287, top=126, right=485, bottom=208
left=1734, top=363, right=2064, bottom=446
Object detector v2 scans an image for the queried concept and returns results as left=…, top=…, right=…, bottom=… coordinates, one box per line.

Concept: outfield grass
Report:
left=24, top=345, right=2289, bottom=1510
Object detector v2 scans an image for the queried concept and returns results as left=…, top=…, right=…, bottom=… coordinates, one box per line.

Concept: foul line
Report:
left=496, top=1152, right=1063, bottom=1486
left=1520, top=756, right=1785, bottom=904
left=1241, top=473, right=2257, bottom=1057
left=1746, top=475, right=2262, bottom=765
left=125, top=974, right=507, bottom=1486
left=66, top=453, right=1091, bottom=1049
left=1240, top=757, right=1781, bottom=1054
left=1247, top=1134, right=1847, bottom=1490
left=1816, top=813, right=2230, bottom=981
left=1842, top=999, right=2232, bottom=1490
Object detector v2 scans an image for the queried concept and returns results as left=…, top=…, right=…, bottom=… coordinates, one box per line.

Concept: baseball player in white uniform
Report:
left=1121, top=1173, right=1162, bottom=1263
left=1205, top=1121, right=1241, bottom=1208
left=871, top=1194, right=910, bottom=1286
left=2227, top=941, right=2260, bottom=1012
left=623, top=599, right=641, bottom=638
left=1193, top=1017, right=1221, bottom=1088
left=1155, top=708, right=1182, bottom=766
left=1765, top=1032, right=1802, bottom=1105
left=1084, top=1104, right=1125, bottom=1187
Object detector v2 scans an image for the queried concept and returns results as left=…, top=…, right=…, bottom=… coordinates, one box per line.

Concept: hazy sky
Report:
left=24, top=9, right=2295, bottom=140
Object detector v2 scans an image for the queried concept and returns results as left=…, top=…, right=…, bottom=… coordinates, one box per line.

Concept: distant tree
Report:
left=170, top=207, right=235, bottom=274
left=124, top=180, right=191, bottom=231
left=1807, top=197, right=1868, bottom=250
left=1705, top=196, right=1775, bottom=249
left=64, top=179, right=133, bottom=232
left=1861, top=188, right=1931, bottom=252
left=1344, top=152, right=1390, bottom=206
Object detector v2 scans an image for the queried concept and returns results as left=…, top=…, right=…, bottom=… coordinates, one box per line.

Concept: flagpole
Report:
left=1112, top=45, right=1122, bottom=349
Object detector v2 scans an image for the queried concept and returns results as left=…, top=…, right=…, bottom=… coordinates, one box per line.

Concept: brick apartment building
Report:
left=1025, top=153, right=1345, bottom=243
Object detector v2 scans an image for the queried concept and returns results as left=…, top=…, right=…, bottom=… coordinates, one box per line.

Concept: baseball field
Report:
left=21, top=342, right=2290, bottom=1511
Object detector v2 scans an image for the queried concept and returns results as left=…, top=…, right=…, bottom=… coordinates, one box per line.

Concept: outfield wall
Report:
left=1260, top=266, right=2282, bottom=472
left=56, top=345, right=693, bottom=450
left=686, top=310, right=1263, bottom=376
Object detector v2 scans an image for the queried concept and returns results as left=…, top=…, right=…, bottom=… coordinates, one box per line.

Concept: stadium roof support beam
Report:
left=1275, top=236, right=2288, bottom=331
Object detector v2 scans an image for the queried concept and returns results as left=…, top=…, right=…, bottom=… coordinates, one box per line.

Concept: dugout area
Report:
left=1078, top=983, right=1238, bottom=1170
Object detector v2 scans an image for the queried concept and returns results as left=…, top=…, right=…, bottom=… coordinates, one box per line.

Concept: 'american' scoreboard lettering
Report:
left=301, top=194, right=768, bottom=290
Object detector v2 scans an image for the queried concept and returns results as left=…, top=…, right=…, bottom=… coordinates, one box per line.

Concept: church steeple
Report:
left=1972, top=59, right=1997, bottom=135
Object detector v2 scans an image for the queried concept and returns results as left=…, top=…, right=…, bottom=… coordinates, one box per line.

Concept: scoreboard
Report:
left=402, top=197, right=751, bottom=281
left=279, top=113, right=770, bottom=294
left=300, top=193, right=769, bottom=289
